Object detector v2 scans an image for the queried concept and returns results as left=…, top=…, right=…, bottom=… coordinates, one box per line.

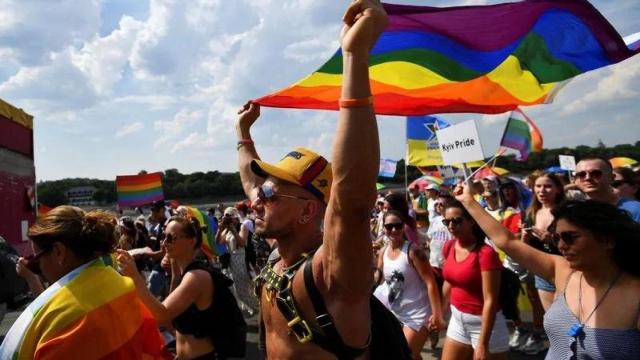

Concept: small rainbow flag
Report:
left=116, top=172, right=164, bottom=208
left=499, top=108, right=543, bottom=161
left=0, top=257, right=167, bottom=360
left=609, top=157, right=637, bottom=169
left=256, top=1, right=638, bottom=116
left=186, top=207, right=227, bottom=258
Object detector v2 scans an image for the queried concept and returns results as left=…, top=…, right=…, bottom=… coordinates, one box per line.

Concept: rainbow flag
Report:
left=499, top=108, right=543, bottom=161
left=186, top=207, right=227, bottom=258
left=256, top=1, right=638, bottom=116
left=0, top=257, right=167, bottom=360
left=116, top=172, right=164, bottom=208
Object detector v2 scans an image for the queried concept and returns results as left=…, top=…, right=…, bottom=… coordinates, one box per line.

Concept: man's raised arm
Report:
left=236, top=102, right=264, bottom=198
left=322, top=0, right=388, bottom=297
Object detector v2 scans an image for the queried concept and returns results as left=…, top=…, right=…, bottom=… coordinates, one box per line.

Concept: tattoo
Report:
left=411, top=245, right=428, bottom=262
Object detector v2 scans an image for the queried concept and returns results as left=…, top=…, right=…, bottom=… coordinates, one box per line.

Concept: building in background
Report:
left=65, top=186, right=97, bottom=207
left=0, top=99, right=35, bottom=256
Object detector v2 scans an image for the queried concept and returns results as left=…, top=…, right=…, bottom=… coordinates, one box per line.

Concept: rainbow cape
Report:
left=0, top=257, right=167, bottom=360
left=499, top=108, right=543, bottom=161
left=186, top=207, right=227, bottom=258
left=116, top=172, right=164, bottom=208
left=256, top=0, right=639, bottom=115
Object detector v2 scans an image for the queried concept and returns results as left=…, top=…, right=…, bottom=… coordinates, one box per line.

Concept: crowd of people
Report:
left=1, top=1, right=640, bottom=359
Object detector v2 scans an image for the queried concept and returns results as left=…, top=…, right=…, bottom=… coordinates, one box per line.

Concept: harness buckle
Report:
left=316, top=313, right=333, bottom=329
left=287, top=316, right=313, bottom=344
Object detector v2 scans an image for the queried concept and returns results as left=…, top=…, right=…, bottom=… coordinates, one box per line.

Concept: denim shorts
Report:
left=534, top=275, right=556, bottom=292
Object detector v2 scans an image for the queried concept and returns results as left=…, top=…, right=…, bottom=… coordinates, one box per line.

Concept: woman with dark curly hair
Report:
left=454, top=183, right=640, bottom=360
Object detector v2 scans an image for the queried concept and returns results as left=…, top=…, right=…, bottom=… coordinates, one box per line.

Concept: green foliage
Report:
left=36, top=169, right=244, bottom=207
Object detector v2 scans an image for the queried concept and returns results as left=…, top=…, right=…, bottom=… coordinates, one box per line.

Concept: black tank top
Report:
left=172, top=260, right=216, bottom=338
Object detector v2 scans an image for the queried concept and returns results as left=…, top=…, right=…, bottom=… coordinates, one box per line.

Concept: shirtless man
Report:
left=235, top=1, right=388, bottom=358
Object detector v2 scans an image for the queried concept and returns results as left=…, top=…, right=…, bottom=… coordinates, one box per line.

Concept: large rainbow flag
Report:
left=256, top=0, right=639, bottom=115
left=116, top=172, right=164, bottom=208
left=186, top=207, right=227, bottom=258
left=499, top=108, right=543, bottom=161
left=0, top=257, right=167, bottom=360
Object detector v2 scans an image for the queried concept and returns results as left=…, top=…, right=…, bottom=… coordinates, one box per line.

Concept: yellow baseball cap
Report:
left=251, top=147, right=332, bottom=204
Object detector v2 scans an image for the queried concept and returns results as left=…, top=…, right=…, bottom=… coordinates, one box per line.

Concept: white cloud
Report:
left=116, top=121, right=145, bottom=138
left=154, top=108, right=203, bottom=148
left=0, top=0, right=101, bottom=65
left=71, top=16, right=144, bottom=95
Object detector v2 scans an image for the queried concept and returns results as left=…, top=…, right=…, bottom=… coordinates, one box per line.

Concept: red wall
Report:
left=0, top=116, right=33, bottom=157
left=0, top=171, right=36, bottom=256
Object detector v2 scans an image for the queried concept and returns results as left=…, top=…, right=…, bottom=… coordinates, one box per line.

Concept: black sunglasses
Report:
left=163, top=233, right=183, bottom=244
left=574, top=169, right=603, bottom=180
left=551, top=231, right=580, bottom=247
left=611, top=180, right=629, bottom=188
left=257, top=183, right=310, bottom=203
left=24, top=247, right=52, bottom=275
left=442, top=217, right=465, bottom=227
left=383, top=222, right=403, bottom=231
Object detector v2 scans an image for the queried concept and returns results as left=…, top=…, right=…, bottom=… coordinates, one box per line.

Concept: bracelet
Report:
left=339, top=96, right=373, bottom=108
left=236, top=139, right=254, bottom=150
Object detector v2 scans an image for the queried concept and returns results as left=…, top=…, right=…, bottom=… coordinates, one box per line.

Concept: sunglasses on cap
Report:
left=257, top=183, right=311, bottom=203
left=383, top=222, right=403, bottom=231
left=442, top=217, right=465, bottom=227
left=574, top=169, right=603, bottom=180
left=24, top=247, right=53, bottom=276
left=551, top=231, right=580, bottom=247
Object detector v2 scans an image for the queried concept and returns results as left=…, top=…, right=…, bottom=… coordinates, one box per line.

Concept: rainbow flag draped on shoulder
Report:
left=0, top=257, right=167, bottom=360
left=116, top=172, right=164, bottom=208
left=256, top=0, right=639, bottom=115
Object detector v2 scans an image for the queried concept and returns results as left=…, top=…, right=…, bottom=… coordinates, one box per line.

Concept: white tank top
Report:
left=374, top=241, right=431, bottom=328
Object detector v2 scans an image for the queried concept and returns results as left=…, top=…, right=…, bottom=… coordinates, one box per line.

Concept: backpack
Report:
left=186, top=261, right=247, bottom=359
left=443, top=241, right=522, bottom=320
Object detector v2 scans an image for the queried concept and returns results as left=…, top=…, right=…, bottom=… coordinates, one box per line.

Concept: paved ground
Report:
left=1, top=308, right=546, bottom=359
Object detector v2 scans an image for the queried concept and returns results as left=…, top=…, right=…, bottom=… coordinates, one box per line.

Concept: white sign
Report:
left=435, top=120, right=485, bottom=166
left=21, top=220, right=29, bottom=241
left=559, top=155, right=576, bottom=171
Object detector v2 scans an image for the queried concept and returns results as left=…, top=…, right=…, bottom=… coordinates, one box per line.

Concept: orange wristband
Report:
left=339, top=96, right=373, bottom=108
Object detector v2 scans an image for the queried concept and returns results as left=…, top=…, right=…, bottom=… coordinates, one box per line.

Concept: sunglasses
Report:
left=574, top=169, right=603, bottom=180
left=257, top=183, right=310, bottom=203
left=24, top=247, right=52, bottom=275
left=163, top=233, right=183, bottom=244
left=611, top=180, right=629, bottom=188
left=442, top=217, right=465, bottom=227
left=551, top=231, right=580, bottom=247
left=383, top=222, right=403, bottom=231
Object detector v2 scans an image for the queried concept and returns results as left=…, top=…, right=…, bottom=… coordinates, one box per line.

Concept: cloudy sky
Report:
left=1, top=0, right=638, bottom=181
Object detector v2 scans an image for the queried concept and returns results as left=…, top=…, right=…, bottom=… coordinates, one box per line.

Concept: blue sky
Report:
left=0, top=0, right=638, bottom=181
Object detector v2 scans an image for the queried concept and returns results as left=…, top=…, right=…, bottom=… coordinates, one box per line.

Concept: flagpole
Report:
left=463, top=148, right=507, bottom=183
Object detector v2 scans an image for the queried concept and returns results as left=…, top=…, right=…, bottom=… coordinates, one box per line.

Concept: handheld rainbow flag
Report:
left=186, top=207, right=227, bottom=258
left=256, top=1, right=638, bottom=115
left=499, top=108, right=543, bottom=161
left=0, top=257, right=167, bottom=360
left=609, top=157, right=637, bottom=168
left=116, top=172, right=164, bottom=208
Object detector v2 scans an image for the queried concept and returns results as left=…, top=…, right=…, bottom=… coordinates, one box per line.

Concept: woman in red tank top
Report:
left=440, top=200, right=508, bottom=360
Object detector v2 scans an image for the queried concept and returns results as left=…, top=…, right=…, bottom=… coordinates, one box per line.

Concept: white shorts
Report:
left=446, top=305, right=509, bottom=353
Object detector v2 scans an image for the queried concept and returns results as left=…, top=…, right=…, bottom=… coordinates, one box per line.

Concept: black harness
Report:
left=255, top=250, right=369, bottom=359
